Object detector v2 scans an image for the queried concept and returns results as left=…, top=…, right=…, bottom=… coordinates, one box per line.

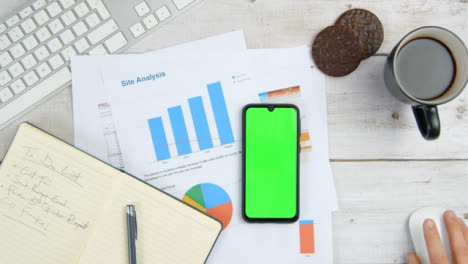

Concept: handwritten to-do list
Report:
left=1, top=146, right=89, bottom=234
left=0, top=124, right=117, bottom=263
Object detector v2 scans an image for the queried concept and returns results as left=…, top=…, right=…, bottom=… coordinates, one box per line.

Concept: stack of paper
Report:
left=71, top=30, right=337, bottom=263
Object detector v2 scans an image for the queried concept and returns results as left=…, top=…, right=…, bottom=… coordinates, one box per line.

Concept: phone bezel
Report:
left=242, top=104, right=300, bottom=223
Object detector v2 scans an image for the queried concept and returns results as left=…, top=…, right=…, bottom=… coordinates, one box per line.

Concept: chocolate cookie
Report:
left=336, top=9, right=384, bottom=59
left=312, top=25, right=363, bottom=77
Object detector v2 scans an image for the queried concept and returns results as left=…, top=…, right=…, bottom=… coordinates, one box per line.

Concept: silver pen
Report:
left=126, top=205, right=137, bottom=264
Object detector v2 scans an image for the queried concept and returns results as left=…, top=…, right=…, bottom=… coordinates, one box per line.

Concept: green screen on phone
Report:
left=243, top=105, right=299, bottom=221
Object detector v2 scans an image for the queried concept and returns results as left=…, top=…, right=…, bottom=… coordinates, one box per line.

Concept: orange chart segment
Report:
left=206, top=201, right=233, bottom=229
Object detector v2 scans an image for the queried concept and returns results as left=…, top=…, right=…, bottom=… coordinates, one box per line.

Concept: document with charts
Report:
left=71, top=31, right=247, bottom=170
left=102, top=50, right=257, bottom=194
left=102, top=45, right=335, bottom=263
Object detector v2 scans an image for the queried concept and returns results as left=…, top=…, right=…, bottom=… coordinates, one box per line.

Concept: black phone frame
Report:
left=242, top=104, right=300, bottom=223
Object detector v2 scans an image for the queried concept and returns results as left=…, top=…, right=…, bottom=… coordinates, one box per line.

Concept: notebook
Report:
left=0, top=123, right=222, bottom=264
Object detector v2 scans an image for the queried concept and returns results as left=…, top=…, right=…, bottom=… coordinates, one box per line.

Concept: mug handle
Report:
left=411, top=105, right=440, bottom=140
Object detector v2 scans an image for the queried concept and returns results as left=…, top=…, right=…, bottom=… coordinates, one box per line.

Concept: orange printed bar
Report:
left=258, top=86, right=301, bottom=101
left=300, top=132, right=310, bottom=142
left=299, top=220, right=315, bottom=254
left=300, top=145, right=312, bottom=151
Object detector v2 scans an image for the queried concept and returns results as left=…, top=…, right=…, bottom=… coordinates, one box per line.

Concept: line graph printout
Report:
left=102, top=51, right=258, bottom=194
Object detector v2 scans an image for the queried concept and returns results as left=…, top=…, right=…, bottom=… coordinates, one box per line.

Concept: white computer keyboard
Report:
left=0, top=0, right=202, bottom=129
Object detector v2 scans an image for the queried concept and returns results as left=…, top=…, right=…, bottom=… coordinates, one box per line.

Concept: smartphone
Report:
left=242, top=104, right=300, bottom=222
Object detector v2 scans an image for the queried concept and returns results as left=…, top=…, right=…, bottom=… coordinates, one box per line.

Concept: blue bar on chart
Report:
left=168, top=106, right=192, bottom=155
left=188, top=96, right=213, bottom=150
left=207, top=82, right=234, bottom=145
left=147, top=117, right=171, bottom=161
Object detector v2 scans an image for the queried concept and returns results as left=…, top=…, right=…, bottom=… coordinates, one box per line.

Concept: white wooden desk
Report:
left=1, top=0, right=467, bottom=263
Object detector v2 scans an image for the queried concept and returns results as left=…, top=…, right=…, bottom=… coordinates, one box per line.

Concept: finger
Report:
left=459, top=218, right=468, bottom=244
left=445, top=211, right=468, bottom=246
left=424, top=219, right=449, bottom=264
left=407, top=252, right=422, bottom=264
left=444, top=210, right=468, bottom=263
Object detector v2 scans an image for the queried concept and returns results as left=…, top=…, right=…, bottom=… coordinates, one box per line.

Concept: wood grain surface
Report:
left=0, top=0, right=467, bottom=263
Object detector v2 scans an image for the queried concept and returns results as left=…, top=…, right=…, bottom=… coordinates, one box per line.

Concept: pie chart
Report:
left=182, top=183, right=233, bottom=230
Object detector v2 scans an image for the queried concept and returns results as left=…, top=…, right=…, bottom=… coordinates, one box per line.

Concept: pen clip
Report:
left=133, top=207, right=138, bottom=240
left=127, top=205, right=138, bottom=240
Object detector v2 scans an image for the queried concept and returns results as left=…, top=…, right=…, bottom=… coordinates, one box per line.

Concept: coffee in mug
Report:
left=384, top=26, right=468, bottom=140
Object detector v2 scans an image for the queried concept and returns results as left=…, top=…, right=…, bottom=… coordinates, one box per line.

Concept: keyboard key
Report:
left=23, top=35, right=39, bottom=50
left=36, top=62, right=52, bottom=77
left=72, top=21, right=88, bottom=36
left=74, top=38, right=89, bottom=52
left=0, top=52, right=13, bottom=67
left=74, top=3, right=90, bottom=18
left=85, top=13, right=100, bottom=28
left=172, top=0, right=194, bottom=10
left=155, top=6, right=171, bottom=21
left=59, top=0, right=75, bottom=9
left=142, top=14, right=158, bottom=29
left=87, top=19, right=117, bottom=45
left=95, top=1, right=110, bottom=20
left=21, top=54, right=37, bottom=69
left=33, top=0, right=47, bottom=10
left=0, top=35, right=11, bottom=50
left=61, top=46, right=76, bottom=61
left=8, top=62, right=24, bottom=78
left=10, top=79, right=26, bottom=94
left=88, top=44, right=107, bottom=55
left=21, top=18, right=37, bottom=34
left=36, top=27, right=51, bottom=42
left=48, top=54, right=64, bottom=69
left=135, top=1, right=150, bottom=17
left=61, top=10, right=77, bottom=26
left=47, top=2, right=63, bottom=17
left=0, top=88, right=14, bottom=103
left=86, top=0, right=98, bottom=8
left=34, top=10, right=50, bottom=26
left=0, top=24, right=6, bottom=33
left=34, top=46, right=50, bottom=60
left=47, top=37, right=63, bottom=53
left=23, top=71, right=39, bottom=85
left=8, top=27, right=25, bottom=42
left=6, top=15, right=20, bottom=27
left=10, top=43, right=26, bottom=59
left=48, top=19, right=64, bottom=34
left=59, top=29, right=75, bottom=44
left=105, top=32, right=127, bottom=53
left=130, top=22, right=145, bottom=38
left=19, top=7, right=34, bottom=18
left=0, top=71, right=12, bottom=86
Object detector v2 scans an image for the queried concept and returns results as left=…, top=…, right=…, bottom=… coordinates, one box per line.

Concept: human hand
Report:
left=407, top=210, right=468, bottom=264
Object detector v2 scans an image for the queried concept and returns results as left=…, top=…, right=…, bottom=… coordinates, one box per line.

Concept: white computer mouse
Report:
left=409, top=207, right=452, bottom=264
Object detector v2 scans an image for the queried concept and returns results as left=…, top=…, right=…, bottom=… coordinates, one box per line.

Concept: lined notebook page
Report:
left=79, top=170, right=222, bottom=264
left=0, top=124, right=221, bottom=264
left=0, top=123, right=121, bottom=263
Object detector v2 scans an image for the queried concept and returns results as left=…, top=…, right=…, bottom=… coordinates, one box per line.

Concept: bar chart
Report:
left=148, top=81, right=234, bottom=161
left=299, top=220, right=315, bottom=254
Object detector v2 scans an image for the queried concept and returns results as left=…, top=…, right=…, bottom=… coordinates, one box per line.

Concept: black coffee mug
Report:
left=384, top=26, right=468, bottom=140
